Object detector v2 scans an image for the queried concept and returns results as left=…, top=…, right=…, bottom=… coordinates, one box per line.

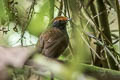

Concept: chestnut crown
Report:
left=52, top=16, right=70, bottom=30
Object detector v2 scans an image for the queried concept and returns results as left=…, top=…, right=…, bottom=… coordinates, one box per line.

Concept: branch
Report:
left=27, top=54, right=120, bottom=80
left=0, top=46, right=36, bottom=80
left=0, top=46, right=120, bottom=80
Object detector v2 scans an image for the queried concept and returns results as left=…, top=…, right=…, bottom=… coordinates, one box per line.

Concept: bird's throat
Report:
left=53, top=24, right=66, bottom=31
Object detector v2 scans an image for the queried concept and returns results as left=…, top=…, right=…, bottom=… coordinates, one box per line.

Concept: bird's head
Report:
left=52, top=16, right=70, bottom=30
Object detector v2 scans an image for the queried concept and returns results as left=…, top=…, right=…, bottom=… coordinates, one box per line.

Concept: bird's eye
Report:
left=59, top=20, right=62, bottom=22
left=59, top=20, right=66, bottom=23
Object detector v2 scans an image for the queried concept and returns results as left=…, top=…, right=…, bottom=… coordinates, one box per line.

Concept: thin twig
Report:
left=21, top=0, right=36, bottom=46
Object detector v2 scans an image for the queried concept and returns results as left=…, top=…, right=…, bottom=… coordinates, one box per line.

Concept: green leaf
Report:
left=49, top=0, right=54, bottom=20
left=0, top=0, right=8, bottom=25
left=27, top=0, right=55, bottom=36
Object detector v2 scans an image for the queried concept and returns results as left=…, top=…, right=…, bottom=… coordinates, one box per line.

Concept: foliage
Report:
left=0, top=0, right=120, bottom=80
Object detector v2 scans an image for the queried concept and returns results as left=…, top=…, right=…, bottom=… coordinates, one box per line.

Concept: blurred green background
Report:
left=0, top=0, right=120, bottom=80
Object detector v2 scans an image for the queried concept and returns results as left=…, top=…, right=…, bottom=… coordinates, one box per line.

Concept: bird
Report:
left=36, top=16, right=70, bottom=58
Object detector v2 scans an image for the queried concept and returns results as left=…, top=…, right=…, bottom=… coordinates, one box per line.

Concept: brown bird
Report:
left=36, top=16, right=70, bottom=58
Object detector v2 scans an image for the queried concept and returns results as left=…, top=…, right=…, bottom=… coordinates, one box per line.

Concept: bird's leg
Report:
left=38, top=76, right=40, bottom=80
left=50, top=72, right=54, bottom=80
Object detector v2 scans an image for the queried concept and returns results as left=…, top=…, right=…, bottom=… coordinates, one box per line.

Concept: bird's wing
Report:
left=36, top=33, right=44, bottom=53
left=36, top=28, right=68, bottom=58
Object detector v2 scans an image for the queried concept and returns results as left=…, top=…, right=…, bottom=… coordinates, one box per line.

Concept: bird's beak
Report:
left=67, top=18, right=72, bottom=21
